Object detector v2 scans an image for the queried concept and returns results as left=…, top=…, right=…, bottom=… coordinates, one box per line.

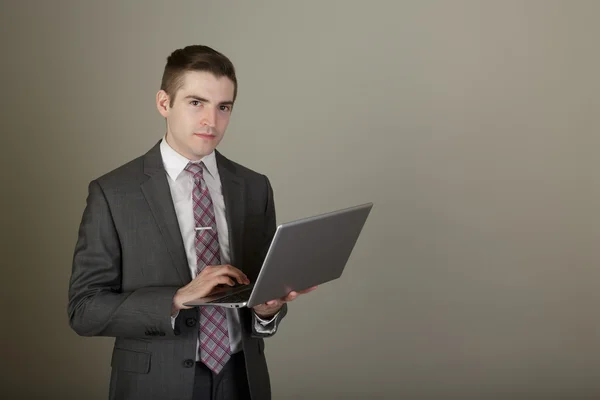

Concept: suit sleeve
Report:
left=67, top=180, right=180, bottom=339
left=251, top=175, right=288, bottom=338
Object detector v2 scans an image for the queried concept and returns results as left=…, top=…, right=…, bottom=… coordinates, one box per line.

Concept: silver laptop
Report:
left=183, top=202, right=373, bottom=308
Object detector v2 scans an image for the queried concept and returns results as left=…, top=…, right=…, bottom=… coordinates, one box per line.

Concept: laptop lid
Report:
left=246, top=202, right=373, bottom=307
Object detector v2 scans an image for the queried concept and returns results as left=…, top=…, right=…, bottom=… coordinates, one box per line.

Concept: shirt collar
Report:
left=159, top=136, right=218, bottom=181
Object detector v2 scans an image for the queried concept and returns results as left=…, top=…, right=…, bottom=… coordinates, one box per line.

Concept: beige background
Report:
left=1, top=1, right=599, bottom=399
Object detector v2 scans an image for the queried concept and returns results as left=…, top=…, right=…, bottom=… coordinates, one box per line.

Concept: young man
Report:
left=68, top=45, right=315, bottom=400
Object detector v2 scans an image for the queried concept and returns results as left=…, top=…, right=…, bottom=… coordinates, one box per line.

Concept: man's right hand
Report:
left=171, top=264, right=250, bottom=315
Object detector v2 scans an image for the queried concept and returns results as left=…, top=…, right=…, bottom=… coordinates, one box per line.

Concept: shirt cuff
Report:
left=253, top=310, right=280, bottom=334
left=171, top=310, right=180, bottom=330
left=254, top=311, right=279, bottom=325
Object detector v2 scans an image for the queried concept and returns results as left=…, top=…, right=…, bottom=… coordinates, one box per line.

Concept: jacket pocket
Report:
left=111, top=348, right=151, bottom=374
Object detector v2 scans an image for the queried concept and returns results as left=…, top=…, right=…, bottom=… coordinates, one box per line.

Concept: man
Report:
left=68, top=45, right=315, bottom=400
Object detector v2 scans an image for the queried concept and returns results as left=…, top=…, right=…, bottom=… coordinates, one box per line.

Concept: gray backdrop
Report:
left=1, top=1, right=599, bottom=399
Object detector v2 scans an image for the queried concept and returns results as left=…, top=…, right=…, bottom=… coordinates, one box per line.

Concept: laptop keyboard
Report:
left=210, top=291, right=250, bottom=304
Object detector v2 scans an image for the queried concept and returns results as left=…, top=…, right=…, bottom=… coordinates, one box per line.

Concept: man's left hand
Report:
left=253, top=286, right=318, bottom=319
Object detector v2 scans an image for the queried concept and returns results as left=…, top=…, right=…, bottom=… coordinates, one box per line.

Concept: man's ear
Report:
left=156, top=90, right=170, bottom=118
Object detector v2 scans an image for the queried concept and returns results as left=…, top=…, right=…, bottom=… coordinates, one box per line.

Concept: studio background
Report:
left=1, top=1, right=598, bottom=399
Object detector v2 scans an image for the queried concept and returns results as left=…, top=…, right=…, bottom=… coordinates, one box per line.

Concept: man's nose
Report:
left=200, top=107, right=217, bottom=127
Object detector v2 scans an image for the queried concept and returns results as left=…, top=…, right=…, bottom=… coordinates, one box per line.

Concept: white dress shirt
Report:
left=160, top=137, right=276, bottom=357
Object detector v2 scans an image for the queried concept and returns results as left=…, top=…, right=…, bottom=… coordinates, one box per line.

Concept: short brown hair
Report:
left=160, top=45, right=238, bottom=107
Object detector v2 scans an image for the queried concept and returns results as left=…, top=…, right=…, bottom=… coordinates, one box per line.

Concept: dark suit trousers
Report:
left=193, top=351, right=251, bottom=400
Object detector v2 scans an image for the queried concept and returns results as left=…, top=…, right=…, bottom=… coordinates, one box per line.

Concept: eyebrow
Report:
left=184, top=95, right=234, bottom=107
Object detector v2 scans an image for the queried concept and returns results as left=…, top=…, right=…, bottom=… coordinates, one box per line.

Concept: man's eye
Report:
left=191, top=100, right=200, bottom=106
left=220, top=105, right=231, bottom=112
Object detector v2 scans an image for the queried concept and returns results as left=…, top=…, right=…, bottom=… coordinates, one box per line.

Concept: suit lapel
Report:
left=140, top=141, right=192, bottom=284
left=216, top=151, right=246, bottom=270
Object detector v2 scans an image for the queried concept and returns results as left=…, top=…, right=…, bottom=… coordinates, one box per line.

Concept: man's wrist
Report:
left=255, top=311, right=274, bottom=319
left=254, top=305, right=282, bottom=320
left=171, top=291, right=182, bottom=316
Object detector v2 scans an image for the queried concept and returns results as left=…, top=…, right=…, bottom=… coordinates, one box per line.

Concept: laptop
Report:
left=183, top=202, right=373, bottom=308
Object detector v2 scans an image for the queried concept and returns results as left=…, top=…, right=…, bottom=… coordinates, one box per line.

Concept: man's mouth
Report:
left=193, top=133, right=215, bottom=139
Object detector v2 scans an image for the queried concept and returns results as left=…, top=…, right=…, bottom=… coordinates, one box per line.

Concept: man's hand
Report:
left=171, top=265, right=250, bottom=315
left=253, top=286, right=318, bottom=319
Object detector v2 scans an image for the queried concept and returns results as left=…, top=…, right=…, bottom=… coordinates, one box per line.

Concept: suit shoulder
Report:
left=220, top=153, right=268, bottom=181
left=92, top=154, right=146, bottom=190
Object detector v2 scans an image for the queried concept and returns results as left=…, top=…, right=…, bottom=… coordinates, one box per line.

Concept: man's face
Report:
left=156, top=71, right=235, bottom=160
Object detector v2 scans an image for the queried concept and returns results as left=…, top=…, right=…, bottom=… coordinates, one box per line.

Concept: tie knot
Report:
left=184, top=162, right=204, bottom=180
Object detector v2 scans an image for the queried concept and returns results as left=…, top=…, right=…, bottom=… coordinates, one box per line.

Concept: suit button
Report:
left=183, top=359, right=194, bottom=368
left=185, top=318, right=197, bottom=327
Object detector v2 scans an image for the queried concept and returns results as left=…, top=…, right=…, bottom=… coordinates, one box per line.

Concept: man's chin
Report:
left=190, top=145, right=216, bottom=159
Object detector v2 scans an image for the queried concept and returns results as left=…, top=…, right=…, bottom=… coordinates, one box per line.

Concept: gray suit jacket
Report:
left=68, top=141, right=287, bottom=400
